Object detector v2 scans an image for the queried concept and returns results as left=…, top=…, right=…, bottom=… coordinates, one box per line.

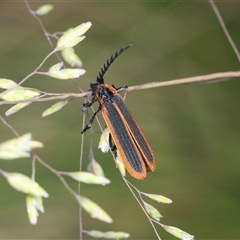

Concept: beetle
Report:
left=81, top=45, right=156, bottom=180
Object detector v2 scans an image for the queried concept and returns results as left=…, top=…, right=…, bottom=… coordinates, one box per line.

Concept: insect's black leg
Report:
left=115, top=85, right=128, bottom=93
left=109, top=134, right=117, bottom=158
left=81, top=105, right=101, bottom=134
left=82, top=96, right=97, bottom=112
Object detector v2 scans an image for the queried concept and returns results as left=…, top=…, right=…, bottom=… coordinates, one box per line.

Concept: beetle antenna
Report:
left=96, top=44, right=132, bottom=83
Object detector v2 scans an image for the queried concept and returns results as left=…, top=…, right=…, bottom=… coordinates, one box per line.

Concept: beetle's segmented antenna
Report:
left=96, top=44, right=132, bottom=83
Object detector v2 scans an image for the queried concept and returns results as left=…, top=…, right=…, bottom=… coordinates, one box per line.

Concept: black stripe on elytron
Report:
left=103, top=100, right=145, bottom=174
left=113, top=95, right=155, bottom=164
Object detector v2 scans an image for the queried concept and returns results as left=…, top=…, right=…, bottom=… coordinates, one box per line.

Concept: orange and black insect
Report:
left=81, top=45, right=156, bottom=180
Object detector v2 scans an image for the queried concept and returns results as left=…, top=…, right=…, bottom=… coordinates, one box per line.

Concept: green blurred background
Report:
left=1, top=1, right=240, bottom=239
